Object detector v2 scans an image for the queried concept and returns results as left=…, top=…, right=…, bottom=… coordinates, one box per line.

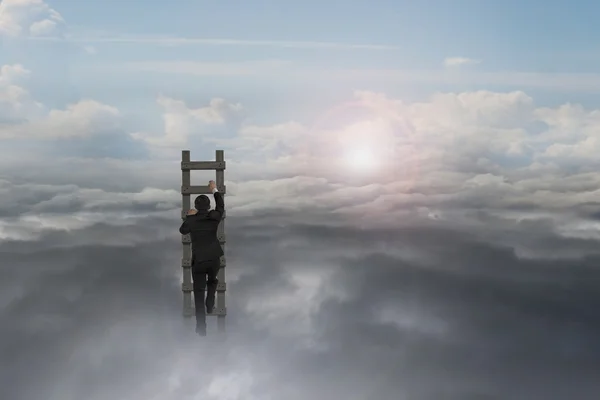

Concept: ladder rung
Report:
left=181, top=161, right=226, bottom=170
left=181, top=185, right=226, bottom=195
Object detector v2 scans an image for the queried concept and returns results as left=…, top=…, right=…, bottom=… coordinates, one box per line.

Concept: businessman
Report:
left=179, top=180, right=224, bottom=336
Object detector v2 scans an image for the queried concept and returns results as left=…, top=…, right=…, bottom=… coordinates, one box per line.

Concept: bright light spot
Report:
left=344, top=148, right=377, bottom=169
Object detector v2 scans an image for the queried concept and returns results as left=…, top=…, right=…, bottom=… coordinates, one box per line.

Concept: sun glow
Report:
left=344, top=148, right=377, bottom=169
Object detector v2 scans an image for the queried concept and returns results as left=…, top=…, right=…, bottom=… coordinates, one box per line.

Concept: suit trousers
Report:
left=192, top=259, right=219, bottom=317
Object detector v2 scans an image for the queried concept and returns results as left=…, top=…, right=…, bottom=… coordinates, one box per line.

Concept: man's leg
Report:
left=191, top=263, right=207, bottom=335
left=205, top=259, right=219, bottom=314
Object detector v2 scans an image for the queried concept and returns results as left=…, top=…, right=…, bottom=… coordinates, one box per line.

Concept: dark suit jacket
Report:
left=179, top=191, right=225, bottom=263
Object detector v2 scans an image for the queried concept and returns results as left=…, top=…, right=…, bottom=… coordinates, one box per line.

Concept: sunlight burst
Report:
left=344, top=148, right=376, bottom=169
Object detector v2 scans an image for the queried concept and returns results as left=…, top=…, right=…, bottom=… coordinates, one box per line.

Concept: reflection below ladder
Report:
left=180, top=149, right=227, bottom=333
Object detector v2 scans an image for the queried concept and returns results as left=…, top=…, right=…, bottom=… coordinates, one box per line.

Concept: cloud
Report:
left=31, top=32, right=401, bottom=50
left=4, top=76, right=600, bottom=211
left=0, top=98, right=121, bottom=139
left=2, top=81, right=600, bottom=399
left=85, top=60, right=600, bottom=93
left=114, top=59, right=293, bottom=76
left=0, top=63, right=29, bottom=85
left=5, top=82, right=600, bottom=233
left=331, top=69, right=600, bottom=92
left=0, top=64, right=126, bottom=141
left=107, top=89, right=600, bottom=262
left=0, top=63, right=45, bottom=122
left=0, top=63, right=149, bottom=161
left=131, top=96, right=243, bottom=150
left=1, top=205, right=599, bottom=399
left=1, top=87, right=600, bottom=264
left=443, top=56, right=481, bottom=67
left=0, top=0, right=65, bottom=37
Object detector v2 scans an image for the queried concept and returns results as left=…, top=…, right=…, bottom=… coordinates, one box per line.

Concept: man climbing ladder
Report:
left=179, top=180, right=225, bottom=336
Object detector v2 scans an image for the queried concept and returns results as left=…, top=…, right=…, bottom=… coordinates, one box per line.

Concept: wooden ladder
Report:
left=180, top=149, right=227, bottom=334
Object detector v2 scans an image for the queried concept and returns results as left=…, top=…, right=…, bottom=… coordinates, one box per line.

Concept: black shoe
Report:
left=206, top=306, right=214, bottom=314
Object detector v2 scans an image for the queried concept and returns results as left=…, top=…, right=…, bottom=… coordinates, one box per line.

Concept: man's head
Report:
left=194, top=195, right=210, bottom=211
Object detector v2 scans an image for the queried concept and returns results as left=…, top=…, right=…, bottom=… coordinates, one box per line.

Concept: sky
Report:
left=1, top=0, right=600, bottom=399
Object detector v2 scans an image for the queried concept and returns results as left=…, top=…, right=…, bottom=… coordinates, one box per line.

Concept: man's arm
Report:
left=179, top=219, right=191, bottom=235
left=179, top=209, right=197, bottom=234
left=209, top=190, right=224, bottom=220
left=208, top=180, right=224, bottom=220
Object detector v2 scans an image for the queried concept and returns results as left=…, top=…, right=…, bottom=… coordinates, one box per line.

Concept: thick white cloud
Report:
left=131, top=96, right=243, bottom=150
left=128, top=89, right=600, bottom=260
left=0, top=64, right=122, bottom=139
left=3, top=64, right=600, bottom=260
left=4, top=75, right=600, bottom=202
left=0, top=97, right=120, bottom=139
left=0, top=0, right=64, bottom=37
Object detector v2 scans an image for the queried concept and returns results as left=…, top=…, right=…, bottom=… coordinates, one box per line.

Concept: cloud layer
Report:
left=2, top=38, right=600, bottom=400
